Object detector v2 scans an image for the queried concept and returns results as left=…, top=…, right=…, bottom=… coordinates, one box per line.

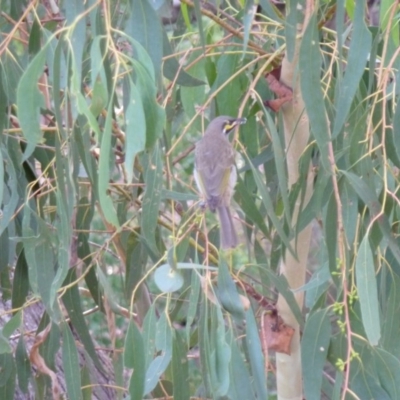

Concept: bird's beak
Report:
left=225, top=117, right=247, bottom=132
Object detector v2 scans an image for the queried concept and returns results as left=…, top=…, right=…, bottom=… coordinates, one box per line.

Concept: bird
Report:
left=194, top=116, right=247, bottom=249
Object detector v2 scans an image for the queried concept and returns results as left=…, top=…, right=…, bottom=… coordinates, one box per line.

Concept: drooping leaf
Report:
left=172, top=330, right=190, bottom=400
left=61, top=322, right=82, bottom=400
left=144, top=312, right=172, bottom=394
left=97, top=101, right=119, bottom=227
left=124, top=78, right=146, bottom=183
left=299, top=13, right=330, bottom=172
left=245, top=309, right=268, bottom=399
left=162, top=31, right=204, bottom=86
left=332, top=0, right=372, bottom=138
left=141, top=144, right=163, bottom=255
left=15, top=336, right=30, bottom=393
left=62, top=269, right=102, bottom=370
left=126, top=0, right=162, bottom=79
left=301, top=309, right=331, bottom=399
left=125, top=319, right=145, bottom=399
left=16, top=45, right=47, bottom=160
left=217, top=258, right=245, bottom=320
left=355, top=235, right=381, bottom=345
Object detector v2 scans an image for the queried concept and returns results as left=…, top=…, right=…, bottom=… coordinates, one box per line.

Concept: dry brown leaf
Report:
left=264, top=97, right=293, bottom=113
left=262, top=312, right=294, bottom=355
left=264, top=72, right=293, bottom=112
left=29, top=323, right=60, bottom=400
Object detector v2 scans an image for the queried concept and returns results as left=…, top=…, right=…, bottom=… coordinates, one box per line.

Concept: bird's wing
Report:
left=197, top=162, right=232, bottom=198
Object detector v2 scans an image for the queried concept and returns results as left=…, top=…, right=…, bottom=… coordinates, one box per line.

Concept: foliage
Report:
left=0, top=0, right=400, bottom=399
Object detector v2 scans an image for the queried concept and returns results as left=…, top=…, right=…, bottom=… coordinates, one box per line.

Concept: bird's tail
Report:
left=216, top=206, right=238, bottom=249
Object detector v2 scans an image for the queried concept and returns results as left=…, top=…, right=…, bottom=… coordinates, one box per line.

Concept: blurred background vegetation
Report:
left=1, top=0, right=400, bottom=399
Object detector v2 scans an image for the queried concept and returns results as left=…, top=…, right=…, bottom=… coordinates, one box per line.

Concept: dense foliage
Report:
left=1, top=0, right=400, bottom=399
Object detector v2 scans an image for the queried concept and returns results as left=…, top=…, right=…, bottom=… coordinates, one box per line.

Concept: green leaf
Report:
left=227, top=330, right=254, bottom=399
left=0, top=353, right=16, bottom=399
left=144, top=312, right=172, bottom=394
left=392, top=96, right=400, bottom=162
left=381, top=274, right=400, bottom=358
left=143, top=305, right=157, bottom=369
left=125, top=79, right=146, bottom=183
left=242, top=0, right=255, bottom=55
left=11, top=250, right=29, bottom=313
left=141, top=144, right=163, bottom=254
left=162, top=31, right=204, bottom=86
left=21, top=207, right=60, bottom=321
left=125, top=232, right=148, bottom=301
left=355, top=235, right=381, bottom=345
left=2, top=311, right=22, bottom=339
left=154, top=264, right=184, bottom=293
left=16, top=45, right=47, bottom=160
left=259, top=265, right=303, bottom=326
left=186, top=271, right=200, bottom=344
left=50, top=132, right=74, bottom=311
left=262, top=103, right=291, bottom=225
left=259, top=0, right=282, bottom=21
left=234, top=173, right=269, bottom=238
left=0, top=333, right=12, bottom=354
left=126, top=0, right=162, bottom=79
left=332, top=0, right=372, bottom=137
left=245, top=309, right=268, bottom=399
left=374, top=347, right=400, bottom=399
left=161, top=189, right=198, bottom=202
left=217, top=258, right=245, bottom=320
left=65, top=0, right=86, bottom=85
left=28, top=18, right=42, bottom=56
left=213, top=53, right=243, bottom=116
left=98, top=101, right=119, bottom=227
left=62, top=270, right=103, bottom=370
left=0, top=150, right=3, bottom=211
left=0, top=144, right=21, bottom=236
left=247, top=156, right=295, bottom=257
left=81, top=365, right=92, bottom=400
left=180, top=51, right=207, bottom=121
left=15, top=336, right=30, bottom=393
left=210, top=308, right=231, bottom=396
left=301, top=308, right=331, bottom=400
left=193, top=0, right=205, bottom=49
left=284, top=0, right=298, bottom=61
left=172, top=330, right=190, bottom=400
left=62, top=322, right=82, bottom=400
left=125, top=319, right=145, bottom=399
left=299, top=13, right=330, bottom=172
left=324, top=192, right=338, bottom=274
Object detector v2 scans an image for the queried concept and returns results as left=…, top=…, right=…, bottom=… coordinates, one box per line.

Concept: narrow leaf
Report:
left=332, top=0, right=372, bottom=137
left=16, top=45, right=47, bottom=160
left=126, top=0, right=162, bottom=78
left=301, top=309, right=331, bottom=399
left=299, top=13, right=330, bottom=172
left=125, top=79, right=146, bottom=183
left=62, top=322, right=82, bottom=400
left=172, top=330, right=190, bottom=400
left=245, top=309, right=268, bottom=399
left=125, top=319, right=145, bottom=399
left=141, top=144, right=163, bottom=254
left=62, top=270, right=102, bottom=370
left=355, top=235, right=381, bottom=345
left=217, top=258, right=245, bottom=320
left=98, top=101, right=119, bottom=227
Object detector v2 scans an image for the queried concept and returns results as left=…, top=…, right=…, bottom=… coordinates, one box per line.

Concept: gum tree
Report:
left=0, top=0, right=399, bottom=399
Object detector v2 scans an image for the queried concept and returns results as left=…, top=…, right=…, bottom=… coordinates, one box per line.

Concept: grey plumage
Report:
left=194, top=116, right=246, bottom=249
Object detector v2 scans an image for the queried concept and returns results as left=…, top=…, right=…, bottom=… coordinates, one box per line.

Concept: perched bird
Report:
left=194, top=116, right=247, bottom=249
